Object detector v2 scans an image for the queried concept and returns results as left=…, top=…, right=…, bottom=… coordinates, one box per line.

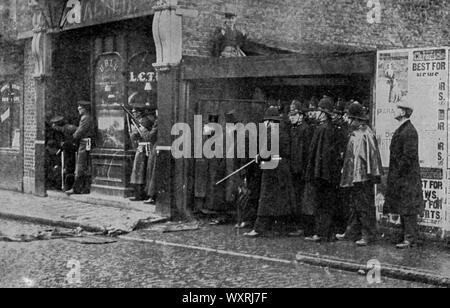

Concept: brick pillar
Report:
left=152, top=0, right=191, bottom=219
left=28, top=0, right=53, bottom=196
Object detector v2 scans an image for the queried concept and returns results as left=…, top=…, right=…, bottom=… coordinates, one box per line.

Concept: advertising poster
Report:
left=375, top=48, right=449, bottom=230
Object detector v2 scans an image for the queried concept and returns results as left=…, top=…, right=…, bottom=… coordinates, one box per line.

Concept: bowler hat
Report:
left=263, top=106, right=281, bottom=122
left=317, top=97, right=334, bottom=115
left=347, top=102, right=369, bottom=121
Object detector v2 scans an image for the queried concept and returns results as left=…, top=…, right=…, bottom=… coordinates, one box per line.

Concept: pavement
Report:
left=0, top=189, right=449, bottom=287
left=0, top=190, right=168, bottom=234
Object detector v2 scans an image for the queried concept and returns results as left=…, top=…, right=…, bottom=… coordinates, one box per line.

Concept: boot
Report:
left=305, top=235, right=322, bottom=243
left=396, top=240, right=413, bottom=249
left=130, top=185, right=145, bottom=201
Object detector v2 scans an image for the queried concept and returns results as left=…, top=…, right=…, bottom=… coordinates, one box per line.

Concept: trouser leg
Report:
left=402, top=214, right=419, bottom=243
left=314, top=181, right=336, bottom=240
left=302, top=215, right=315, bottom=236
left=254, top=216, right=274, bottom=234
left=344, top=207, right=362, bottom=241
left=357, top=183, right=377, bottom=242
left=241, top=199, right=258, bottom=224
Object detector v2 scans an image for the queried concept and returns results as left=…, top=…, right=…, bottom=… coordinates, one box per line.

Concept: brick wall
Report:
left=23, top=39, right=36, bottom=194
left=181, top=0, right=450, bottom=57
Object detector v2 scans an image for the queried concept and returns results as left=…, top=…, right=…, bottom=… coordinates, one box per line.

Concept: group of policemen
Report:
left=204, top=94, right=423, bottom=250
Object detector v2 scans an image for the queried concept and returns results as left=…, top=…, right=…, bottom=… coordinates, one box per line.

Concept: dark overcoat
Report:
left=303, top=120, right=340, bottom=215
left=73, top=114, right=95, bottom=178
left=384, top=120, right=425, bottom=216
left=290, top=121, right=313, bottom=216
left=290, top=121, right=313, bottom=177
left=257, top=123, right=296, bottom=217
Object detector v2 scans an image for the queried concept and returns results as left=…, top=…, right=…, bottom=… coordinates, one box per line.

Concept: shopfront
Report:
left=15, top=0, right=160, bottom=198
left=171, top=52, right=375, bottom=218
left=48, top=17, right=157, bottom=197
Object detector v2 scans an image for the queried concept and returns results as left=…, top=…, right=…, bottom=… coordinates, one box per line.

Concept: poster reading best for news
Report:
left=375, top=48, right=449, bottom=230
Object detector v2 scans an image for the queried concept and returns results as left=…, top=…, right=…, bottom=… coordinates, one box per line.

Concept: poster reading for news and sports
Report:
left=375, top=48, right=449, bottom=231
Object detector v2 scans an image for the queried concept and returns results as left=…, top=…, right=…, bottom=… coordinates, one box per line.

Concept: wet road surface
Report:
left=0, top=219, right=437, bottom=288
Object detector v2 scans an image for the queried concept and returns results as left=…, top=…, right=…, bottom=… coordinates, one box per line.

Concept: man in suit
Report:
left=66, top=101, right=96, bottom=195
left=384, top=97, right=425, bottom=249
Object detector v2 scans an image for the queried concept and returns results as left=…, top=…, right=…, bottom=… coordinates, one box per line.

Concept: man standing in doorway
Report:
left=66, top=101, right=95, bottom=195
left=384, top=98, right=425, bottom=249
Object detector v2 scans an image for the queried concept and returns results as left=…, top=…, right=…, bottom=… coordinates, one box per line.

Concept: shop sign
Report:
left=375, top=47, right=450, bottom=230
left=60, top=0, right=157, bottom=31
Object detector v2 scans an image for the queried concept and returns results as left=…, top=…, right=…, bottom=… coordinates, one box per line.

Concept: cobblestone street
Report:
left=0, top=219, right=439, bottom=288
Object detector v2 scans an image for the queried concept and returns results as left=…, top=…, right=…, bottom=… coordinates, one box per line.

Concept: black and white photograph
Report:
left=0, top=0, right=449, bottom=292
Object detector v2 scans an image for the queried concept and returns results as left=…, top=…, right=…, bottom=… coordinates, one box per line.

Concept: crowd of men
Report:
left=201, top=95, right=424, bottom=250
left=45, top=92, right=424, bottom=249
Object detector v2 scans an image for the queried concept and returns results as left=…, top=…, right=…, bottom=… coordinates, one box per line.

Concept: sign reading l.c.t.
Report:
left=59, top=0, right=156, bottom=30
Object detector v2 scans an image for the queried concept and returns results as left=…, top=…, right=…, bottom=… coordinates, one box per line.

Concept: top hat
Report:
left=347, top=102, right=369, bottom=121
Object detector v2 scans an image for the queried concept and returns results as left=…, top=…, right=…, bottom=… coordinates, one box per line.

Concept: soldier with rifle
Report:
left=126, top=92, right=156, bottom=201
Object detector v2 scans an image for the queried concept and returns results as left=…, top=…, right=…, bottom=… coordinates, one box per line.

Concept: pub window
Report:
left=0, top=81, right=20, bottom=149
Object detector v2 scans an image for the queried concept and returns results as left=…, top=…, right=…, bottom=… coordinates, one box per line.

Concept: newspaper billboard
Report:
left=375, top=47, right=449, bottom=232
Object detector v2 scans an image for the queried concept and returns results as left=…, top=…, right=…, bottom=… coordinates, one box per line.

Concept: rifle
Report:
left=121, top=105, right=143, bottom=135
left=216, top=159, right=256, bottom=186
left=215, top=155, right=283, bottom=186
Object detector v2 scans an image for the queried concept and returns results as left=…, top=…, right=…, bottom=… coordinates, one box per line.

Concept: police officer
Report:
left=66, top=101, right=95, bottom=195
left=305, top=97, right=341, bottom=242
left=337, top=102, right=383, bottom=247
left=244, top=106, right=296, bottom=237
left=331, top=98, right=351, bottom=234
left=288, top=100, right=314, bottom=237
left=129, top=103, right=155, bottom=201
